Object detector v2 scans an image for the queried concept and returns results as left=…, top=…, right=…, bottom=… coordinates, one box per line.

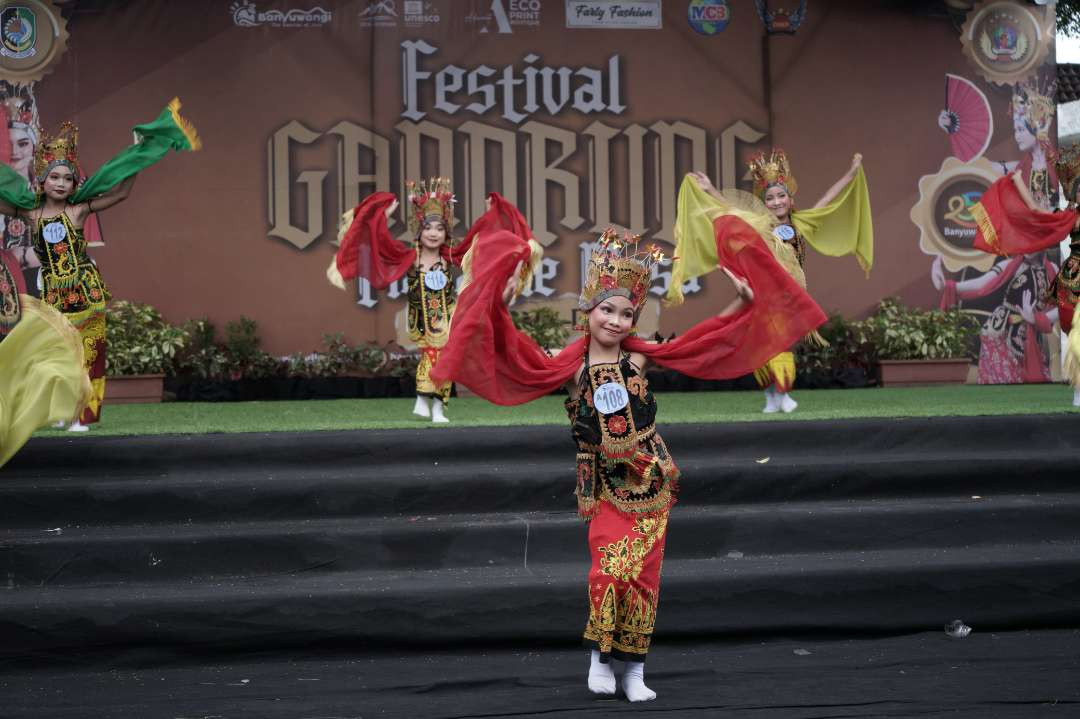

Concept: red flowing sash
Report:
left=972, top=173, right=1078, bottom=256
left=431, top=214, right=827, bottom=405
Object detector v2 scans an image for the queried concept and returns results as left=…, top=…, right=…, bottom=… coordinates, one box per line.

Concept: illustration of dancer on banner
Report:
left=670, top=149, right=872, bottom=413
left=328, top=180, right=539, bottom=423
left=429, top=218, right=825, bottom=701
left=0, top=98, right=202, bottom=430
left=961, top=144, right=1080, bottom=404
left=932, top=79, right=1059, bottom=384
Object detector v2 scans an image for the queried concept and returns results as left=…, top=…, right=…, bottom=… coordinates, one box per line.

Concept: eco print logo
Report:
left=688, top=0, right=730, bottom=36
left=1, top=6, right=35, bottom=59
left=466, top=0, right=539, bottom=34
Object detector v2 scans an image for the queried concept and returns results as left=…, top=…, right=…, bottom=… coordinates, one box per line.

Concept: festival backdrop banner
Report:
left=0, top=0, right=1017, bottom=357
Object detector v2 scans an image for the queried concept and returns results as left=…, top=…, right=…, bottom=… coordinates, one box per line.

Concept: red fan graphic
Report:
left=942, top=73, right=993, bottom=163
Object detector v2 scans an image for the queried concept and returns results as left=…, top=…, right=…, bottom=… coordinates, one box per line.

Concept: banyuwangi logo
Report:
left=960, top=0, right=1052, bottom=86
left=1, top=5, right=35, bottom=59
left=230, top=1, right=332, bottom=28
left=0, top=0, right=67, bottom=82
left=565, top=0, right=661, bottom=29
left=911, top=157, right=1000, bottom=273
left=359, top=0, right=397, bottom=27
left=403, top=0, right=439, bottom=27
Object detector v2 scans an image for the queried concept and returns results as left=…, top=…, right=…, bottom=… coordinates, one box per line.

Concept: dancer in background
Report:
left=0, top=295, right=91, bottom=467
left=673, top=149, right=872, bottom=412
left=0, top=98, right=202, bottom=430
left=328, top=181, right=537, bottom=423
left=962, top=144, right=1080, bottom=403
left=431, top=217, right=826, bottom=701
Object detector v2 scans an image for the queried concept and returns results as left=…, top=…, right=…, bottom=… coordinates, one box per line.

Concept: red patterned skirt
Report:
left=583, top=500, right=669, bottom=663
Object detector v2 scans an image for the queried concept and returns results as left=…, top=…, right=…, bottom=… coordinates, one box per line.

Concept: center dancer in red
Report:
left=431, top=215, right=826, bottom=702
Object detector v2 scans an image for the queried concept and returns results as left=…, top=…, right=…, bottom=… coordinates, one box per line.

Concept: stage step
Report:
left=3, top=541, right=1078, bottom=659
left=4, top=494, right=1080, bottom=586
left=3, top=414, right=1079, bottom=662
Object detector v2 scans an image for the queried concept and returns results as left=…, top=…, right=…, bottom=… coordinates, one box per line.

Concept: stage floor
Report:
left=2, top=630, right=1077, bottom=718
left=28, top=384, right=1080, bottom=438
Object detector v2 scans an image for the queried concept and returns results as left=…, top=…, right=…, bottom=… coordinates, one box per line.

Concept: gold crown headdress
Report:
left=33, top=121, right=81, bottom=184
left=405, top=177, right=456, bottom=237
left=1011, top=78, right=1056, bottom=141
left=1055, top=143, right=1080, bottom=202
left=579, top=227, right=667, bottom=313
left=748, top=148, right=797, bottom=199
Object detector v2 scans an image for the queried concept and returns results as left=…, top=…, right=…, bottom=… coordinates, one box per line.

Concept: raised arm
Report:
left=0, top=198, right=17, bottom=216
left=690, top=171, right=724, bottom=201
left=812, top=153, right=861, bottom=209
left=83, top=174, right=137, bottom=215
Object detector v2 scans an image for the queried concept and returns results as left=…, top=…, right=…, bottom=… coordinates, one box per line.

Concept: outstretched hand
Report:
left=722, top=266, right=753, bottom=302
left=503, top=260, right=525, bottom=305
left=850, top=153, right=863, bottom=172
left=1020, top=289, right=1036, bottom=325
left=690, top=170, right=717, bottom=194
left=386, top=199, right=399, bottom=218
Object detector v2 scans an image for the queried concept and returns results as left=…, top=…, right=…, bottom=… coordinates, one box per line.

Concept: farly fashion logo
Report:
left=358, top=0, right=398, bottom=27
left=229, top=1, right=332, bottom=27
left=687, top=0, right=730, bottom=35
left=565, top=0, right=662, bottom=29
left=403, top=0, right=439, bottom=27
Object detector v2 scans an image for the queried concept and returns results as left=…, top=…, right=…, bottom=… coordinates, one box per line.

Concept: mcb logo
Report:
left=688, top=0, right=730, bottom=35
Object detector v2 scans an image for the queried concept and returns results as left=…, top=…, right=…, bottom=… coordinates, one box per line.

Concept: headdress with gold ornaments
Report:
left=579, top=227, right=667, bottom=313
left=405, top=177, right=456, bottom=237
left=0, top=81, right=40, bottom=144
left=1055, top=143, right=1080, bottom=202
left=748, top=148, right=798, bottom=199
left=1010, top=78, right=1056, bottom=142
left=34, top=121, right=82, bottom=185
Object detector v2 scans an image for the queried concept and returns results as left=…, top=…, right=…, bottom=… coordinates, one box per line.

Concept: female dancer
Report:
left=961, top=145, right=1080, bottom=402
left=675, top=149, right=871, bottom=412
left=328, top=181, right=536, bottom=423
left=0, top=99, right=201, bottom=430
left=0, top=295, right=91, bottom=467
left=430, top=215, right=826, bottom=701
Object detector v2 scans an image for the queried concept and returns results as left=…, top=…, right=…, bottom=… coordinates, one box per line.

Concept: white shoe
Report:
left=779, top=393, right=798, bottom=413
left=67, top=421, right=90, bottom=433
left=412, top=396, right=431, bottom=418
left=762, top=388, right=780, bottom=414
left=1073, top=389, right=1080, bottom=408
left=431, top=399, right=449, bottom=424
left=52, top=420, right=68, bottom=429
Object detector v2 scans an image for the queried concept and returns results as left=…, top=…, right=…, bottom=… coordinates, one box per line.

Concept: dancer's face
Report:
left=764, top=185, right=792, bottom=221
left=1013, top=111, right=1037, bottom=152
left=588, top=296, right=635, bottom=348
left=8, top=127, right=33, bottom=178
left=42, top=166, right=75, bottom=201
left=418, top=219, right=447, bottom=251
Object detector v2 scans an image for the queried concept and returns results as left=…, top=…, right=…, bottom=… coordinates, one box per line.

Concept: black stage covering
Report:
left=2, top=414, right=1080, bottom=715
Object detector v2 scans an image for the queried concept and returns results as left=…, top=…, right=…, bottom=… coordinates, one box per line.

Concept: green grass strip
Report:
left=31, top=384, right=1080, bottom=437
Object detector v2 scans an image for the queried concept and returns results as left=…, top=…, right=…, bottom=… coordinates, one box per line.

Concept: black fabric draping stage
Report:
left=2, top=414, right=1079, bottom=716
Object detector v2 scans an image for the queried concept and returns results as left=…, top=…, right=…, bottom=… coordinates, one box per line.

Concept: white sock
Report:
left=431, top=399, right=449, bottom=423
left=779, top=392, right=798, bottom=413
left=1073, top=388, right=1080, bottom=407
left=52, top=420, right=67, bottom=429
left=67, top=421, right=89, bottom=433
left=412, top=395, right=431, bottom=418
left=621, top=661, right=656, bottom=702
left=762, top=387, right=780, bottom=413
left=587, top=650, right=615, bottom=695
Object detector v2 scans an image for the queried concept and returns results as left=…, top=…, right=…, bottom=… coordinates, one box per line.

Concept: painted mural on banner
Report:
left=10, top=1, right=1007, bottom=356
left=914, top=0, right=1059, bottom=383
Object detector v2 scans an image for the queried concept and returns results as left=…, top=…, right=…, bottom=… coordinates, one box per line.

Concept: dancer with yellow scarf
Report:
left=669, top=150, right=872, bottom=412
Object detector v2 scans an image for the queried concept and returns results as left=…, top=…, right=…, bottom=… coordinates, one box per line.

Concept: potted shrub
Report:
left=861, top=298, right=979, bottom=386
left=105, top=300, right=186, bottom=403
